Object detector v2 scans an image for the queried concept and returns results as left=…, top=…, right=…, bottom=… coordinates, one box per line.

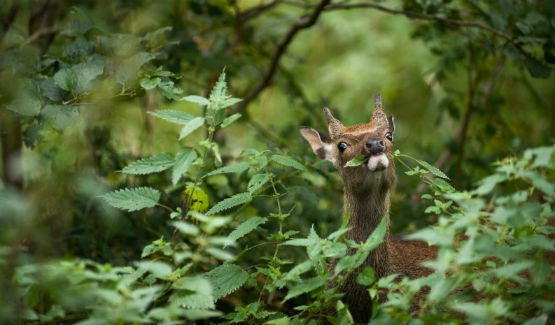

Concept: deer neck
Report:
left=343, top=174, right=392, bottom=277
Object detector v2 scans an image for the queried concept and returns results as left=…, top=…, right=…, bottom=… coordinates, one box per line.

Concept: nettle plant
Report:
left=371, top=147, right=555, bottom=325
left=14, top=71, right=378, bottom=324
left=13, top=70, right=553, bottom=325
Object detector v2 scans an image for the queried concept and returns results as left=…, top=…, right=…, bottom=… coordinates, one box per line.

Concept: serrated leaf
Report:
left=180, top=95, right=210, bottom=106
left=203, top=264, right=248, bottom=300
left=416, top=159, right=449, bottom=179
left=473, top=174, right=507, bottom=195
left=171, top=277, right=214, bottom=309
left=205, top=247, right=234, bottom=261
left=283, top=276, right=325, bottom=302
left=206, top=192, right=252, bottom=215
left=136, top=261, right=172, bottom=279
left=179, top=117, right=204, bottom=140
left=209, top=70, right=228, bottom=101
left=202, top=163, right=249, bottom=178
left=226, top=217, right=267, bottom=246
left=495, top=261, right=533, bottom=279
left=345, top=155, right=367, bottom=167
left=221, top=113, right=242, bottom=128
left=271, top=155, right=307, bottom=171
left=101, top=187, right=160, bottom=212
left=247, top=173, right=270, bottom=194
left=148, top=109, right=194, bottom=125
left=218, top=97, right=242, bottom=109
left=121, top=153, right=174, bottom=175
left=172, top=221, right=200, bottom=236
left=172, top=149, right=197, bottom=185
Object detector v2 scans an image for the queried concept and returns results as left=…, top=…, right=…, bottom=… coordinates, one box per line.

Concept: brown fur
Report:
left=300, top=98, right=437, bottom=324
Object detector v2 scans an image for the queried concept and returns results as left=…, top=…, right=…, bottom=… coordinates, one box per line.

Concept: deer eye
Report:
left=337, top=142, right=348, bottom=152
left=385, top=132, right=393, bottom=142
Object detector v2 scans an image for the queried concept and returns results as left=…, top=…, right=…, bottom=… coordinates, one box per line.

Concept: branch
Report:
left=237, top=0, right=282, bottom=22
left=286, top=1, right=533, bottom=60
left=19, top=25, right=59, bottom=48
left=230, top=0, right=331, bottom=115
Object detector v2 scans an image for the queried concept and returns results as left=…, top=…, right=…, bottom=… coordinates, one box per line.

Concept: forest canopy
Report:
left=0, top=1, right=554, bottom=324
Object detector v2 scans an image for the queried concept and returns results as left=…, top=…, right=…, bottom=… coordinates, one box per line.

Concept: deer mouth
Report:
left=367, top=153, right=389, bottom=171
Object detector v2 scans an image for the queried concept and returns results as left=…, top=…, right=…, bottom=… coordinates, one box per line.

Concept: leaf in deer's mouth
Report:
left=345, top=155, right=367, bottom=167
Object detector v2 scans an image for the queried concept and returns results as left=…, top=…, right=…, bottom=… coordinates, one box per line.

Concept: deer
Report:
left=300, top=95, right=437, bottom=323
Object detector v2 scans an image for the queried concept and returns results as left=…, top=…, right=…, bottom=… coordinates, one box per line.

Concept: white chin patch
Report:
left=367, top=153, right=389, bottom=171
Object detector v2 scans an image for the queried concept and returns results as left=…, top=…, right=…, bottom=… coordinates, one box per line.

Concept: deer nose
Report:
left=365, top=138, right=385, bottom=155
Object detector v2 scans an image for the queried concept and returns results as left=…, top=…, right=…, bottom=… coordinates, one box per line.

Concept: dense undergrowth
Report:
left=3, top=72, right=553, bottom=325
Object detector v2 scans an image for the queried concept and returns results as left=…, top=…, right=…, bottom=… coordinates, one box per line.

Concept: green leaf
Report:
left=271, top=155, right=307, bottom=171
left=226, top=217, right=267, bottom=245
left=202, top=163, right=249, bottom=178
left=148, top=109, right=194, bottom=125
left=416, top=159, right=449, bottom=179
left=247, top=173, right=270, bottom=194
left=206, top=192, right=252, bottom=215
left=172, top=221, right=200, bottom=236
left=171, top=277, right=215, bottom=309
left=221, top=113, right=242, bottom=128
left=473, top=174, right=507, bottom=195
left=209, top=70, right=228, bottom=101
left=179, top=117, right=205, bottom=140
left=356, top=267, right=375, bottom=286
left=283, top=276, right=325, bottom=302
left=428, top=277, right=455, bottom=301
left=121, top=153, right=174, bottom=175
left=53, top=68, right=75, bottom=92
left=172, top=149, right=197, bottom=185
left=40, top=105, right=80, bottom=131
left=136, top=261, right=172, bottom=279
left=203, top=264, right=248, bottom=300
left=140, top=77, right=161, bottom=90
left=206, top=247, right=234, bottom=261
left=345, top=155, right=367, bottom=167
left=73, top=55, right=104, bottom=93
left=182, top=309, right=223, bottom=321
left=116, top=52, right=154, bottom=87
left=181, top=95, right=210, bottom=106
left=495, top=261, right=533, bottom=280
left=218, top=97, right=242, bottom=110
left=522, top=314, right=548, bottom=325
left=6, top=78, right=41, bottom=116
left=101, top=187, right=160, bottom=212
left=361, top=216, right=387, bottom=252
left=524, top=57, right=551, bottom=78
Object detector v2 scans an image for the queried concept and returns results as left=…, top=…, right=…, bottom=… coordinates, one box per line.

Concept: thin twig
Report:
left=237, top=0, right=282, bottom=22
left=285, top=0, right=533, bottom=60
left=230, top=0, right=331, bottom=115
left=19, top=25, right=59, bottom=48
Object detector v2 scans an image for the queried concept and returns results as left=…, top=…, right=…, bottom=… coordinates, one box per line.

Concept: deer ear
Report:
left=300, top=127, right=335, bottom=162
left=388, top=115, right=395, bottom=133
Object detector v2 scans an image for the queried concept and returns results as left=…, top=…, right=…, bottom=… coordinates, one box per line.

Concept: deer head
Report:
left=300, top=94, right=396, bottom=193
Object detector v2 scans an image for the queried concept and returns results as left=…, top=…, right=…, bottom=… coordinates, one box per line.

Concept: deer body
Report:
left=300, top=96, right=436, bottom=323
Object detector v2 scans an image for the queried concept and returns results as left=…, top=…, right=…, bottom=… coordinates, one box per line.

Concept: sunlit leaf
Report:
left=101, top=187, right=160, bottom=212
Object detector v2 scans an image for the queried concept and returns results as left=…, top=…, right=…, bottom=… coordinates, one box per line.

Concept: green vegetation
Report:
left=1, top=1, right=553, bottom=324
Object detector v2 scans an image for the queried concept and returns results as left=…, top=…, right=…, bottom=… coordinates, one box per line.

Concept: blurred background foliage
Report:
left=0, top=0, right=553, bottom=323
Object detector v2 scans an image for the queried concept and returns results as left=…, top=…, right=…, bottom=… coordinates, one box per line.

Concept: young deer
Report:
left=300, top=95, right=437, bottom=323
